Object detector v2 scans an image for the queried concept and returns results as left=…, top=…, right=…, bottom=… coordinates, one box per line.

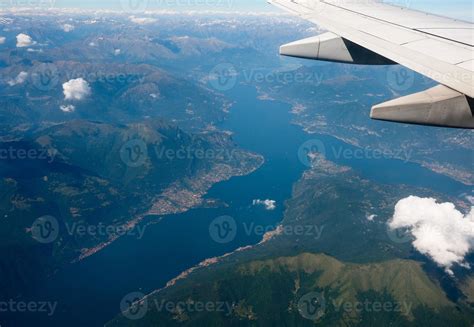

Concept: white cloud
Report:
left=16, top=33, right=34, bottom=47
left=8, top=71, right=28, bottom=86
left=129, top=16, right=157, bottom=25
left=253, top=199, right=277, bottom=211
left=62, top=78, right=91, bottom=101
left=59, top=104, right=75, bottom=113
left=0, top=37, right=5, bottom=44
left=114, top=48, right=121, bottom=56
left=61, top=24, right=75, bottom=32
left=388, top=196, right=474, bottom=275
left=366, top=214, right=377, bottom=221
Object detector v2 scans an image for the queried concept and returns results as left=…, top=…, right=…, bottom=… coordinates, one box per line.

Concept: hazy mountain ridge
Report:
left=0, top=60, right=229, bottom=132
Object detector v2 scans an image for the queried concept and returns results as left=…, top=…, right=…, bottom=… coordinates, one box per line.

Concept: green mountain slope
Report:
left=0, top=119, right=263, bottom=298
left=108, top=156, right=474, bottom=326
left=110, top=253, right=472, bottom=326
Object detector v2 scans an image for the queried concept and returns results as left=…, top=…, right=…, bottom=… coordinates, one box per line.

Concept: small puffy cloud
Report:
left=366, top=214, right=377, bottom=221
left=8, top=71, right=28, bottom=86
left=62, top=78, right=91, bottom=101
left=388, top=196, right=474, bottom=275
left=129, top=16, right=157, bottom=25
left=16, top=33, right=34, bottom=47
left=0, top=37, right=5, bottom=44
left=253, top=199, right=277, bottom=211
left=60, top=104, right=75, bottom=113
left=61, top=24, right=75, bottom=32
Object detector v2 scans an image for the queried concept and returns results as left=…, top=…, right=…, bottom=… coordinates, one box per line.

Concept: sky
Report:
left=1, top=0, right=473, bottom=21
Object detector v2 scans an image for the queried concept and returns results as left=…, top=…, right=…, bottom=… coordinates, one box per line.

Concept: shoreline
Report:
left=139, top=225, right=284, bottom=305
left=72, top=153, right=265, bottom=263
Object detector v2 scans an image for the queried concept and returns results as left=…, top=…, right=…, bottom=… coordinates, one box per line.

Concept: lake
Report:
left=18, top=84, right=470, bottom=326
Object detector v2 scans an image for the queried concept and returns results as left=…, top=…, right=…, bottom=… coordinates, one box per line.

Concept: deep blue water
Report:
left=15, top=85, right=470, bottom=326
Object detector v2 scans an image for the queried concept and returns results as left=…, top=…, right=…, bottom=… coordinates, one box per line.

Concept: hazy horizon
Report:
left=0, top=0, right=472, bottom=21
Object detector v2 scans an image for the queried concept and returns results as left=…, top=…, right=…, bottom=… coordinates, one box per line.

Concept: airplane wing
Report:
left=268, top=0, right=474, bottom=128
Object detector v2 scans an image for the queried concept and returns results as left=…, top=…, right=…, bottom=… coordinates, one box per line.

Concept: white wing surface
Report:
left=269, top=0, right=474, bottom=128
